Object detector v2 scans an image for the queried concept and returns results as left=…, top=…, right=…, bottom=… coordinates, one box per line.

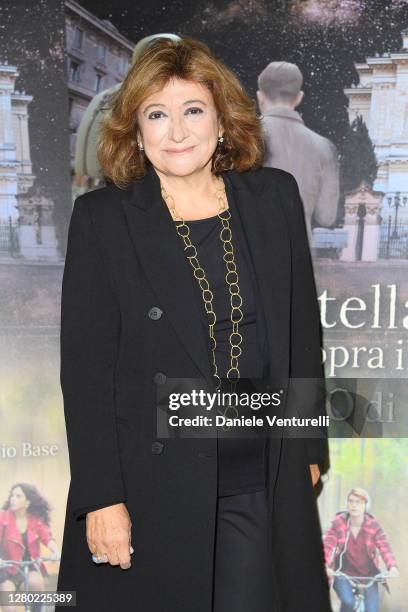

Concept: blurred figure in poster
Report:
left=0, top=483, right=60, bottom=612
left=74, top=33, right=181, bottom=194
left=257, top=61, right=339, bottom=246
left=323, top=487, right=399, bottom=612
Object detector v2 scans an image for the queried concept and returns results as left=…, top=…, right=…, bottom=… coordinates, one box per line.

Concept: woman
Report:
left=0, top=483, right=60, bottom=612
left=57, top=37, right=331, bottom=611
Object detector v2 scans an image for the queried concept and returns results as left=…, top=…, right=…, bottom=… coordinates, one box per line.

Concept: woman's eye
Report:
left=148, top=111, right=166, bottom=120
left=186, top=107, right=204, bottom=115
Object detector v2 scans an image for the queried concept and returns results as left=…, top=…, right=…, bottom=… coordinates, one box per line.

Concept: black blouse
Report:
left=21, top=529, right=31, bottom=561
left=174, top=175, right=270, bottom=497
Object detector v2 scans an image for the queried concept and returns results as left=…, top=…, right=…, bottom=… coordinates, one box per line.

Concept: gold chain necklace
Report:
left=160, top=176, right=244, bottom=392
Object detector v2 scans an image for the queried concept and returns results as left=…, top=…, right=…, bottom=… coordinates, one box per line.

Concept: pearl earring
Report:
left=138, top=142, right=144, bottom=151
left=218, top=136, right=224, bottom=143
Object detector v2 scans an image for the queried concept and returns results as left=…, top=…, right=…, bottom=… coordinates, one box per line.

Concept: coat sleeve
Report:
left=277, top=170, right=329, bottom=471
left=36, top=519, right=54, bottom=547
left=373, top=520, right=398, bottom=569
left=60, top=195, right=126, bottom=519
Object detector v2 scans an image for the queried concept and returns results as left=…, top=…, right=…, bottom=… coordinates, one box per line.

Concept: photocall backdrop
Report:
left=1, top=1, right=407, bottom=610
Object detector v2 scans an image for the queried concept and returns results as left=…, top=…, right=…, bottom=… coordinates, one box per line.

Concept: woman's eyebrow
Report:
left=143, top=99, right=207, bottom=114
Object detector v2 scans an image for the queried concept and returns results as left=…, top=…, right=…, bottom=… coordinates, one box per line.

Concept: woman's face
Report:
left=136, top=77, right=223, bottom=177
left=9, top=486, right=28, bottom=511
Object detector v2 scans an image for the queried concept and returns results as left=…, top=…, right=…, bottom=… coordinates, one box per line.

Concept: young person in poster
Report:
left=324, top=487, right=399, bottom=612
left=57, top=36, right=330, bottom=611
left=0, top=483, right=60, bottom=610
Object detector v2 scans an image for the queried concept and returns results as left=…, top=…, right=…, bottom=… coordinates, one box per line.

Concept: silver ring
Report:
left=92, top=545, right=133, bottom=563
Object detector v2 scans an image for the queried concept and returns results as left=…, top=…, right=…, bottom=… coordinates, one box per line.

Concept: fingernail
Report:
left=122, top=563, right=131, bottom=569
left=130, top=546, right=134, bottom=554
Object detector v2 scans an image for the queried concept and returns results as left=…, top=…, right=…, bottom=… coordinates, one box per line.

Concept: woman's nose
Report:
left=168, top=116, right=189, bottom=142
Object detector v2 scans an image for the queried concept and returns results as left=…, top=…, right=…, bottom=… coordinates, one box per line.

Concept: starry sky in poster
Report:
left=0, top=0, right=407, bottom=211
left=78, top=0, right=408, bottom=150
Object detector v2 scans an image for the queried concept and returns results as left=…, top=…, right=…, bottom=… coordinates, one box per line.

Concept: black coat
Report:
left=56, top=164, right=332, bottom=611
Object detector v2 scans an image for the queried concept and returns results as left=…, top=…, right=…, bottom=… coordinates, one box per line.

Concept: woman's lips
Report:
left=165, top=145, right=196, bottom=154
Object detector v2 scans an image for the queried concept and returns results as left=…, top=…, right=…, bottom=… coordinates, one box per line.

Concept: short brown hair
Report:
left=97, top=37, right=264, bottom=188
left=258, top=61, right=302, bottom=103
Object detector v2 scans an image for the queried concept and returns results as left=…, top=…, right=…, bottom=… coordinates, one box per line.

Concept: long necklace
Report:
left=160, top=176, right=244, bottom=393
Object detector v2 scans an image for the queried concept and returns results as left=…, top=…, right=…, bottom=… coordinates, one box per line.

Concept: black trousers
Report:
left=212, top=488, right=279, bottom=612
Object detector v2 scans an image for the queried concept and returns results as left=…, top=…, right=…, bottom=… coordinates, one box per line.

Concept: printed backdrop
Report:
left=1, top=1, right=407, bottom=610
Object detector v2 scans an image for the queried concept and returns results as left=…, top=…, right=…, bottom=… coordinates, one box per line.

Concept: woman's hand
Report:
left=86, top=502, right=133, bottom=570
left=309, top=463, right=320, bottom=487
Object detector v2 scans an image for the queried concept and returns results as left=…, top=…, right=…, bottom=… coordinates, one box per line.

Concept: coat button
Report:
left=148, top=306, right=163, bottom=320
left=151, top=441, right=164, bottom=454
left=154, top=372, right=167, bottom=385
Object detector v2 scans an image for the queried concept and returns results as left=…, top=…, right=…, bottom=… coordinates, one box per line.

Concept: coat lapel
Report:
left=120, top=165, right=214, bottom=388
left=120, top=164, right=291, bottom=389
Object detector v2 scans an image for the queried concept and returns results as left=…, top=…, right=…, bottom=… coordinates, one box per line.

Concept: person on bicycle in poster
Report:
left=323, top=487, right=399, bottom=612
left=0, top=483, right=60, bottom=612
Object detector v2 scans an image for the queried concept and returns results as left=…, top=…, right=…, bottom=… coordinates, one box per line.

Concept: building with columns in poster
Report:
left=0, top=62, right=34, bottom=223
left=0, top=63, right=61, bottom=261
left=344, top=27, right=408, bottom=229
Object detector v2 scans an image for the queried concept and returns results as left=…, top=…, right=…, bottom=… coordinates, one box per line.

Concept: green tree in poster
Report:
left=340, top=114, right=378, bottom=194
left=329, top=439, right=408, bottom=485
left=337, top=115, right=378, bottom=224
